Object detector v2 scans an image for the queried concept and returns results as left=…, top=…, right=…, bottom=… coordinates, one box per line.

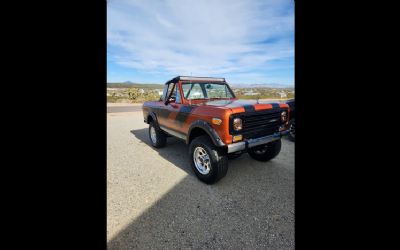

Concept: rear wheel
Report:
left=248, top=139, right=282, bottom=162
left=148, top=121, right=167, bottom=148
left=288, top=119, right=295, bottom=141
left=228, top=151, right=243, bottom=160
left=189, top=135, right=228, bottom=184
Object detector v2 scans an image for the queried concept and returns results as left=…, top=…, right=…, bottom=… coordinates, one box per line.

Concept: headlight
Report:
left=233, top=118, right=242, bottom=131
left=281, top=111, right=288, bottom=122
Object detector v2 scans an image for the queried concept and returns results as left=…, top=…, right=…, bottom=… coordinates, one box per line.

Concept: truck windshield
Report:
left=182, top=82, right=234, bottom=100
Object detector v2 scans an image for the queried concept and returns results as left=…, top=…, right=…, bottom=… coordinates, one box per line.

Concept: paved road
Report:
left=107, top=105, right=142, bottom=113
left=107, top=111, right=294, bottom=250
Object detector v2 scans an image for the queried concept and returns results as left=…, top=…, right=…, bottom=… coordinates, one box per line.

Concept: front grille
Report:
left=230, top=109, right=284, bottom=139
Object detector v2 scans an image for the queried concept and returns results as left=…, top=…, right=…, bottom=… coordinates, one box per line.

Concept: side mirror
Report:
left=165, top=97, right=175, bottom=105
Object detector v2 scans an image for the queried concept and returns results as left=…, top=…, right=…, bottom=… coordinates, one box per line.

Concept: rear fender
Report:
left=147, top=111, right=160, bottom=129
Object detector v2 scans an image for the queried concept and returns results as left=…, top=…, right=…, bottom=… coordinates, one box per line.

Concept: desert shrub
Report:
left=107, top=95, right=118, bottom=103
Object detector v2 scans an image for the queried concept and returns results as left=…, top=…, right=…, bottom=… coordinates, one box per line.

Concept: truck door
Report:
left=157, top=82, right=175, bottom=128
left=165, top=82, right=186, bottom=133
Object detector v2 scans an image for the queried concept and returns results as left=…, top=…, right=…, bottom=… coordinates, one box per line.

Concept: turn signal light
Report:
left=212, top=118, right=222, bottom=125
left=233, top=135, right=243, bottom=142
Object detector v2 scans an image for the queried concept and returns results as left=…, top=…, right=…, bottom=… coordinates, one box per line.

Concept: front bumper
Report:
left=227, top=130, right=289, bottom=153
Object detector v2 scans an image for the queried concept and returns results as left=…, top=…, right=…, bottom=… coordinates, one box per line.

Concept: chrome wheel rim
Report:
left=253, top=146, right=267, bottom=154
left=150, top=126, right=157, bottom=144
left=193, top=147, right=211, bottom=175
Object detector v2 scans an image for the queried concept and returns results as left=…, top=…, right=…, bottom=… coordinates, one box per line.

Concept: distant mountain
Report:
left=231, top=83, right=294, bottom=89
left=107, top=82, right=163, bottom=89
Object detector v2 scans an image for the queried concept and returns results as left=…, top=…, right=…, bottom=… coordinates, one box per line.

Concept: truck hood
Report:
left=199, top=99, right=270, bottom=107
left=193, top=99, right=288, bottom=114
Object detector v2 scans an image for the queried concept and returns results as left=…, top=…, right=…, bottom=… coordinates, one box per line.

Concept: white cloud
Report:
left=107, top=0, right=294, bottom=84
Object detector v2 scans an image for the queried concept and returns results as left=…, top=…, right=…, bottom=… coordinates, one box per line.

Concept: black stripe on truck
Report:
left=271, top=103, right=280, bottom=109
left=243, top=105, right=255, bottom=112
left=175, top=106, right=195, bottom=124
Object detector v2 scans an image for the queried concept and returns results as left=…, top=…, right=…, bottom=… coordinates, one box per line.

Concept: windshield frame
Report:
left=181, top=81, right=236, bottom=101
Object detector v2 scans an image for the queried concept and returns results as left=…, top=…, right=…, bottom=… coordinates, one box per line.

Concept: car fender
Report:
left=147, top=111, right=161, bottom=128
left=187, top=120, right=226, bottom=147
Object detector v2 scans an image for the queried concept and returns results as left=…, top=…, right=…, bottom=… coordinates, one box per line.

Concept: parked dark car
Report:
left=285, top=99, right=295, bottom=141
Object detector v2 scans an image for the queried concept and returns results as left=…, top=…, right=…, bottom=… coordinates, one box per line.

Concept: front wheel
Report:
left=189, top=135, right=228, bottom=184
left=248, top=139, right=282, bottom=162
left=288, top=119, right=295, bottom=141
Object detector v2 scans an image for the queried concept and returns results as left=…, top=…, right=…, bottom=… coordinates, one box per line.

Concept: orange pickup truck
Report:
left=142, top=76, right=290, bottom=184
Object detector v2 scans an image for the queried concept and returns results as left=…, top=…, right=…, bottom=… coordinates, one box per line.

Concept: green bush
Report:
left=107, top=95, right=118, bottom=103
left=107, top=86, right=294, bottom=103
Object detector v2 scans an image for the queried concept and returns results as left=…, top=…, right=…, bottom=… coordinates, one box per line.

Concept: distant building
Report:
left=279, top=92, right=287, bottom=98
left=244, top=91, right=260, bottom=96
left=139, top=89, right=145, bottom=94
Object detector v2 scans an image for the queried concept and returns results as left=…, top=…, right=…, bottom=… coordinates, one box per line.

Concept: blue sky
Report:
left=107, top=0, right=294, bottom=86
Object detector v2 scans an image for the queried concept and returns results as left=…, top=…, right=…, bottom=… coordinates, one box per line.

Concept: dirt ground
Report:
left=107, top=110, right=294, bottom=249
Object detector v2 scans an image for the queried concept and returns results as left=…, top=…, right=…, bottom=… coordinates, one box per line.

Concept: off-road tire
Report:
left=228, top=151, right=243, bottom=160
left=248, top=139, right=282, bottom=162
left=288, top=119, right=295, bottom=141
left=189, top=135, right=228, bottom=184
left=148, top=121, right=167, bottom=148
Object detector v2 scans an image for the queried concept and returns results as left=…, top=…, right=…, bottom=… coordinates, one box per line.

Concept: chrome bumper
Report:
left=227, top=130, right=289, bottom=154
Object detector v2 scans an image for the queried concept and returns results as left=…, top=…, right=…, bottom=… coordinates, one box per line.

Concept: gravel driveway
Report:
left=107, top=109, right=294, bottom=250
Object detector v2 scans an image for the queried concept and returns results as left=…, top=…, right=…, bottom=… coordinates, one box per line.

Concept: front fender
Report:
left=187, top=120, right=225, bottom=147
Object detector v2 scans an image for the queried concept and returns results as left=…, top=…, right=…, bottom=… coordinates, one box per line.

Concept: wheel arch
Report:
left=187, top=120, right=225, bottom=147
left=146, top=111, right=158, bottom=125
